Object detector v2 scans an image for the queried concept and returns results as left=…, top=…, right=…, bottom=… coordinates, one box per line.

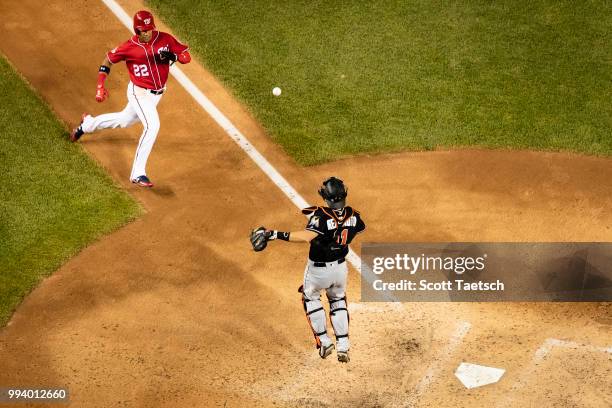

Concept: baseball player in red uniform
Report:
left=70, top=10, right=191, bottom=187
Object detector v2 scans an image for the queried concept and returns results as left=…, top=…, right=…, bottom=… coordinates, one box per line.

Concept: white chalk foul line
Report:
left=99, top=0, right=377, bottom=273
left=497, top=337, right=612, bottom=408
left=540, top=338, right=612, bottom=356
left=405, top=321, right=472, bottom=408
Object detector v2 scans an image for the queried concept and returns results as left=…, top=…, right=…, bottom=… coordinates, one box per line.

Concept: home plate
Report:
left=455, top=363, right=505, bottom=389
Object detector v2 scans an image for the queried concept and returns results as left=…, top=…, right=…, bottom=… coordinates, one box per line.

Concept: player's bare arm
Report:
left=101, top=56, right=111, bottom=68
left=287, top=230, right=318, bottom=242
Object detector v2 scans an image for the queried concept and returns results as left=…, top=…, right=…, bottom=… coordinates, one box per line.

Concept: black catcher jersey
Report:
left=302, top=206, right=366, bottom=262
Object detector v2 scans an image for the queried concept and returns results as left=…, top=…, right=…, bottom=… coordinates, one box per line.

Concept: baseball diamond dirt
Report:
left=0, top=0, right=611, bottom=407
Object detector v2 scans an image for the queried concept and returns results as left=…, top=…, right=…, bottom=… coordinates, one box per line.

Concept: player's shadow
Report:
left=82, top=136, right=129, bottom=146
left=149, top=185, right=175, bottom=197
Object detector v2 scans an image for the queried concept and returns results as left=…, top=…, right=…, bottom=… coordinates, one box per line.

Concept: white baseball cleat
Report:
left=337, top=350, right=350, bottom=363
left=319, top=343, right=335, bottom=359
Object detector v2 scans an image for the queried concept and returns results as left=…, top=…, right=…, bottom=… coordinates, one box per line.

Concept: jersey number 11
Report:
left=336, top=229, right=348, bottom=245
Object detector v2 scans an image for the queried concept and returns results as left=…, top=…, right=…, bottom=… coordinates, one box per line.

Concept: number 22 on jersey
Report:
left=133, top=64, right=149, bottom=77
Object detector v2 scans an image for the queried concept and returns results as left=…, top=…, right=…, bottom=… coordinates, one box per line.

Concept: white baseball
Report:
left=272, top=87, right=282, bottom=96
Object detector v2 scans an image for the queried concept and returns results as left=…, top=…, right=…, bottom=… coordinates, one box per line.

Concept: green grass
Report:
left=0, top=55, right=141, bottom=326
left=147, top=0, right=611, bottom=165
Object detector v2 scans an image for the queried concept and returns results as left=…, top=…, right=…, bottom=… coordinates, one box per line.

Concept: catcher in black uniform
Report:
left=250, top=177, right=366, bottom=363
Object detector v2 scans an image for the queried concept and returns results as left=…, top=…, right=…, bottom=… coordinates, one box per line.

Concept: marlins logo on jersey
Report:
left=308, top=216, right=320, bottom=229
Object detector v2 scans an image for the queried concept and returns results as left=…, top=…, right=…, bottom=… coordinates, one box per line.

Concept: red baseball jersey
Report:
left=107, top=31, right=188, bottom=90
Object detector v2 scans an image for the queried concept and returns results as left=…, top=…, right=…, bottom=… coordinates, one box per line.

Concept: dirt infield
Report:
left=1, top=0, right=611, bottom=407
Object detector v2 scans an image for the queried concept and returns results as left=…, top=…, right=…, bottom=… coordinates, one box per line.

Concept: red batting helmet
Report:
left=133, top=10, right=155, bottom=34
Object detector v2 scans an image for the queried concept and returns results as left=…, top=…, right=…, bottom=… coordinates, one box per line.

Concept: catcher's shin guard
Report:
left=329, top=296, right=350, bottom=351
left=299, top=286, right=330, bottom=348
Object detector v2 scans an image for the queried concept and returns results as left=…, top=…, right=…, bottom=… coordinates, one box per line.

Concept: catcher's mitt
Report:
left=250, top=226, right=270, bottom=252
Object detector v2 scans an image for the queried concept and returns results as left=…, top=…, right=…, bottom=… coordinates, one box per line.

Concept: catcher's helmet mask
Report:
left=318, top=177, right=347, bottom=210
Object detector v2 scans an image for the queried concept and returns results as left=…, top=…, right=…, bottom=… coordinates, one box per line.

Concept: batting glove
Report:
left=95, top=86, right=109, bottom=103
left=160, top=50, right=177, bottom=62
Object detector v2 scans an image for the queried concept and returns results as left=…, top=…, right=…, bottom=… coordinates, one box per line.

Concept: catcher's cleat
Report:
left=70, top=113, right=88, bottom=142
left=319, top=343, right=335, bottom=359
left=131, top=175, right=154, bottom=188
left=337, top=350, right=350, bottom=363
